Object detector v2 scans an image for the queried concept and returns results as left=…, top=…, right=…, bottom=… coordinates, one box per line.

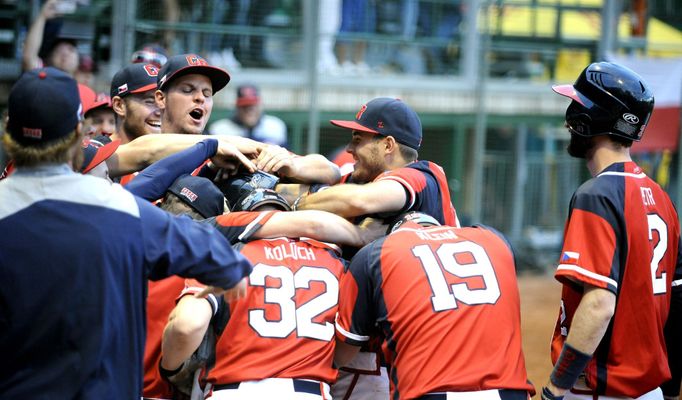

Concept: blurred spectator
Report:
left=131, top=43, right=169, bottom=68
left=209, top=84, right=287, bottom=147
left=74, top=53, right=96, bottom=86
left=318, top=0, right=342, bottom=74
left=336, top=0, right=375, bottom=75
left=22, top=0, right=80, bottom=76
left=418, top=1, right=462, bottom=75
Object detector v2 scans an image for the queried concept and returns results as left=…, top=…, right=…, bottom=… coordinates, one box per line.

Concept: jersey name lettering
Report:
left=641, top=187, right=656, bottom=206
left=264, top=243, right=317, bottom=261
left=416, top=229, right=457, bottom=241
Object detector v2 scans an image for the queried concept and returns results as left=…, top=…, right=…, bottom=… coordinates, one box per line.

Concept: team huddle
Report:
left=0, top=48, right=681, bottom=400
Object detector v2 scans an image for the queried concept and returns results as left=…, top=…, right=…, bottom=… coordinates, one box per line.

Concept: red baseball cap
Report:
left=78, top=84, right=111, bottom=116
left=236, top=84, right=260, bottom=107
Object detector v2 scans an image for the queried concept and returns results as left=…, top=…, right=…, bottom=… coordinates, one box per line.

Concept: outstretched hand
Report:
left=211, top=142, right=256, bottom=173
left=194, top=277, right=248, bottom=302
left=256, top=145, right=298, bottom=177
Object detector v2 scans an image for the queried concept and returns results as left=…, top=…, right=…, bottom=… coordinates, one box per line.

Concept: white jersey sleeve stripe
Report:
left=557, top=264, right=618, bottom=288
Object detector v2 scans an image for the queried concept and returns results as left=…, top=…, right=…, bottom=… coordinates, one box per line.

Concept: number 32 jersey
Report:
left=206, top=236, right=348, bottom=386
left=336, top=223, right=534, bottom=400
left=552, top=161, right=682, bottom=397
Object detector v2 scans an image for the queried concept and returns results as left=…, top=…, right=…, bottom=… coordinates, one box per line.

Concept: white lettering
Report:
left=640, top=187, right=656, bottom=206
left=264, top=243, right=317, bottom=261
left=416, top=230, right=457, bottom=241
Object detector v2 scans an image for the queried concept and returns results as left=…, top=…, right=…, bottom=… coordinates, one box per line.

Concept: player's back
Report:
left=557, top=162, right=680, bottom=396
left=207, top=237, right=346, bottom=386
left=366, top=224, right=533, bottom=398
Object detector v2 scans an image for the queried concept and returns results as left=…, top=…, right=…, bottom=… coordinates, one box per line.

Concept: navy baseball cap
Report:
left=80, top=135, right=120, bottom=173
left=330, top=97, right=423, bottom=150
left=157, top=54, right=230, bottom=93
left=167, top=174, right=226, bottom=218
left=110, top=63, right=160, bottom=98
left=7, top=67, right=82, bottom=147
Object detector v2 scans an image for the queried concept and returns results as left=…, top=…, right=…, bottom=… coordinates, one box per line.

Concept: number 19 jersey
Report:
left=336, top=223, right=534, bottom=400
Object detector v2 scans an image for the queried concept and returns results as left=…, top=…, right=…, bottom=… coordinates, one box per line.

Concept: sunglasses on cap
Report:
left=131, top=50, right=168, bottom=68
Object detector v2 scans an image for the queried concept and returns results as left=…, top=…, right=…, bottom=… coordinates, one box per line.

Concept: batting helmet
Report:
left=552, top=62, right=654, bottom=142
left=216, top=170, right=280, bottom=210
left=389, top=211, right=441, bottom=234
left=235, top=188, right=290, bottom=212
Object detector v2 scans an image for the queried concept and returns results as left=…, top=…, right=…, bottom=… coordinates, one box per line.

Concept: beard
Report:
left=566, top=133, right=595, bottom=159
left=350, top=148, right=385, bottom=183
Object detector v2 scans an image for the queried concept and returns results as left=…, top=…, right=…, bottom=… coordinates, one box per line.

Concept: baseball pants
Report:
left=564, top=387, right=663, bottom=400
left=207, top=378, right=331, bottom=400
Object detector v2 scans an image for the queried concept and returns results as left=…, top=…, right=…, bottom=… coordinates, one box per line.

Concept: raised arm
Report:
left=295, top=180, right=407, bottom=218
left=253, top=210, right=385, bottom=247
left=23, top=0, right=59, bottom=71
left=255, top=145, right=341, bottom=184
left=108, top=134, right=259, bottom=177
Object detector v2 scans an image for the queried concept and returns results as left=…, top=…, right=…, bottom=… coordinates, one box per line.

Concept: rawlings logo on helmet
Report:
left=622, top=113, right=639, bottom=124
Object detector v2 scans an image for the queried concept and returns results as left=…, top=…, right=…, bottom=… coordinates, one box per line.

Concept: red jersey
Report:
left=552, top=161, right=682, bottom=397
left=336, top=223, right=534, bottom=399
left=143, top=277, right=185, bottom=398
left=190, top=212, right=347, bottom=385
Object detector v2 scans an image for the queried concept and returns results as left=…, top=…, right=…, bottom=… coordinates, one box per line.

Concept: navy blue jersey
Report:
left=0, top=165, right=252, bottom=399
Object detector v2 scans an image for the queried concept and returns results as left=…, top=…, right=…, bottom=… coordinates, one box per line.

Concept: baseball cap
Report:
left=388, top=211, right=441, bottom=233
left=236, top=84, right=261, bottom=107
left=7, top=67, right=82, bottom=147
left=157, top=54, right=230, bottom=93
left=131, top=43, right=168, bottom=68
left=78, top=84, right=111, bottom=116
left=110, top=63, right=159, bottom=98
left=80, top=135, right=120, bottom=173
left=330, top=97, right=423, bottom=150
left=167, top=174, right=226, bottom=218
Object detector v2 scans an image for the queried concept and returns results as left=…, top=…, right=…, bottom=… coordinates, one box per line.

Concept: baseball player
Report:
left=294, top=97, right=458, bottom=227
left=335, top=212, right=535, bottom=400
left=291, top=97, right=459, bottom=399
left=0, top=67, right=251, bottom=399
left=160, top=184, right=385, bottom=399
left=541, top=62, right=682, bottom=400
left=110, top=62, right=162, bottom=143
left=143, top=174, right=229, bottom=400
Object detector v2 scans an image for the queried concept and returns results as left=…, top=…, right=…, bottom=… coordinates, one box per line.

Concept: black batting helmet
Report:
left=389, top=211, right=441, bottom=234
left=216, top=170, right=280, bottom=210
left=236, top=188, right=291, bottom=212
left=552, top=62, right=654, bottom=142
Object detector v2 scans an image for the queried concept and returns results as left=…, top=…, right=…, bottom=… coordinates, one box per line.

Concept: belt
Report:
left=417, top=389, right=529, bottom=400
left=213, top=379, right=322, bottom=395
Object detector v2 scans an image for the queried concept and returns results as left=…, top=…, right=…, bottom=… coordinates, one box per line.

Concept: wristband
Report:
left=541, top=386, right=564, bottom=400
left=292, top=194, right=304, bottom=211
left=159, top=360, right=183, bottom=378
left=550, top=343, right=592, bottom=390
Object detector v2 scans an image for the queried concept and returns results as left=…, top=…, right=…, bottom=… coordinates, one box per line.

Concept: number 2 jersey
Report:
left=187, top=211, right=348, bottom=386
left=335, top=223, right=534, bottom=400
left=552, top=161, right=682, bottom=397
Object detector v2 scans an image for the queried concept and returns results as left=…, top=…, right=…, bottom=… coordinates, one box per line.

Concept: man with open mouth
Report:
left=155, top=54, right=230, bottom=136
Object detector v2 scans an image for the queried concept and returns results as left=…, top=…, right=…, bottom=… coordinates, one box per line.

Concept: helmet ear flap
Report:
left=565, top=102, right=593, bottom=136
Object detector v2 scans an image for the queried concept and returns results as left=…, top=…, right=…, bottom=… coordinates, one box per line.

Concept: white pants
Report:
left=565, top=387, right=663, bottom=400
left=208, top=378, right=332, bottom=400
left=331, top=366, right=389, bottom=400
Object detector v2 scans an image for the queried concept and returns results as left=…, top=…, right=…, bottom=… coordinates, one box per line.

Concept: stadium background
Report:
left=1, top=0, right=680, bottom=390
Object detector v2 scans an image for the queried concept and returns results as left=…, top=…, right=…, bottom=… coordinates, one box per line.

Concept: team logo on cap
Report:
left=180, top=187, right=198, bottom=202
left=118, top=83, right=129, bottom=94
left=186, top=55, right=208, bottom=66
left=22, top=127, right=42, bottom=139
left=144, top=64, right=159, bottom=77
left=356, top=104, right=367, bottom=120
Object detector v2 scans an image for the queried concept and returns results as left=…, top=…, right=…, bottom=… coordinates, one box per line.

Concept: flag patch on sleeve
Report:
left=561, top=251, right=580, bottom=264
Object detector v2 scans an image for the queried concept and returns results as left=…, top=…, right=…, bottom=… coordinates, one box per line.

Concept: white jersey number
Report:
left=248, top=263, right=339, bottom=341
left=647, top=214, right=668, bottom=295
left=412, top=242, right=501, bottom=311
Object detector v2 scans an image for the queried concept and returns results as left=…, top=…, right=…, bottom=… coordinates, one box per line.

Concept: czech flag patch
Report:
left=561, top=251, right=580, bottom=264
